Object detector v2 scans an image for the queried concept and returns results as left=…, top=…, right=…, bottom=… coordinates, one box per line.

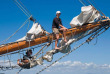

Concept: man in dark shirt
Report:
left=17, top=49, right=33, bottom=68
left=52, top=11, right=68, bottom=50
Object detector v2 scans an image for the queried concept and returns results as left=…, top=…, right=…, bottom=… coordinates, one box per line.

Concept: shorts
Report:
left=52, top=28, right=59, bottom=34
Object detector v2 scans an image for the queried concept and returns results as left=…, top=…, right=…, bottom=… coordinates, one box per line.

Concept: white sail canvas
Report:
left=17, top=23, right=43, bottom=41
left=70, top=5, right=101, bottom=27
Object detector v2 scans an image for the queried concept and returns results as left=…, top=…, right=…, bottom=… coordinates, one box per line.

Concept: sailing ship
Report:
left=0, top=0, right=109, bottom=74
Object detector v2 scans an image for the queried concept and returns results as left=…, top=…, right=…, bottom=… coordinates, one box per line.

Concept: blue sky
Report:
left=0, top=0, right=110, bottom=74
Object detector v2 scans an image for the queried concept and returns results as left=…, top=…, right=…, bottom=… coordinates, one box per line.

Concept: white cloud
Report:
left=42, top=61, right=110, bottom=74
left=0, top=60, right=17, bottom=66
left=1, top=61, right=110, bottom=74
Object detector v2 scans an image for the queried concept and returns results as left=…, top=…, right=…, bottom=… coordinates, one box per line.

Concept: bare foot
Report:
left=55, top=47, right=60, bottom=50
left=64, top=39, right=67, bottom=43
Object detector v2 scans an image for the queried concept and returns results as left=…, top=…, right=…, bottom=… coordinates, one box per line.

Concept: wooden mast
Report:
left=0, top=20, right=109, bottom=55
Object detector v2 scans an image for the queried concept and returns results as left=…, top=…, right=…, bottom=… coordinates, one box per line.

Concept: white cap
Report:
left=56, top=11, right=61, bottom=14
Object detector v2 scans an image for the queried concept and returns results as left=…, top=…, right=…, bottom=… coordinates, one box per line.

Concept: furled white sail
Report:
left=70, top=5, right=101, bottom=27
left=17, top=23, right=44, bottom=41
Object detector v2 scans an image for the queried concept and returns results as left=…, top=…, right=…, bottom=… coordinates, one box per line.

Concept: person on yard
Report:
left=17, top=49, right=33, bottom=69
left=52, top=11, right=68, bottom=50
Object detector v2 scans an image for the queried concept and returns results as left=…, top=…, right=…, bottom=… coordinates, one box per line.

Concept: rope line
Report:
left=0, top=20, right=109, bottom=71
left=86, top=0, right=105, bottom=16
left=90, top=0, right=105, bottom=16
left=0, top=0, right=33, bottom=44
left=18, top=0, right=32, bottom=15
left=0, top=18, right=30, bottom=45
left=14, top=0, right=31, bottom=17
left=0, top=22, right=102, bottom=47
left=36, top=25, right=109, bottom=74
left=79, top=0, right=86, bottom=6
left=0, top=26, right=109, bottom=71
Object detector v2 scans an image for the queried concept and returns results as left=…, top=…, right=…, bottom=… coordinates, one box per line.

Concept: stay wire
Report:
left=14, top=0, right=31, bottom=17
left=33, top=43, right=51, bottom=59
left=0, top=18, right=29, bottom=45
left=36, top=28, right=87, bottom=74
left=18, top=0, right=32, bottom=15
left=0, top=20, right=106, bottom=57
left=79, top=0, right=88, bottom=6
left=0, top=43, right=47, bottom=57
left=16, top=0, right=39, bottom=24
left=17, top=42, right=21, bottom=59
left=36, top=20, right=110, bottom=73
left=36, top=26, right=108, bottom=74
left=6, top=45, right=12, bottom=67
left=27, top=20, right=30, bottom=33
left=0, top=23, right=109, bottom=71
left=14, top=0, right=41, bottom=28
left=79, top=0, right=86, bottom=6
left=90, top=0, right=105, bottom=16
left=86, top=0, right=105, bottom=16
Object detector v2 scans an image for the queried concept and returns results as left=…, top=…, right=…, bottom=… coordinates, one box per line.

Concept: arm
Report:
left=59, top=19, right=68, bottom=29
left=17, top=59, right=29, bottom=66
left=22, top=56, right=30, bottom=63
left=54, top=18, right=68, bottom=30
left=21, top=59, right=29, bottom=63
left=59, top=24, right=68, bottom=30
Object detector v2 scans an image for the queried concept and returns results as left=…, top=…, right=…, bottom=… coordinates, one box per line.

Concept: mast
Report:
left=0, top=19, right=109, bottom=55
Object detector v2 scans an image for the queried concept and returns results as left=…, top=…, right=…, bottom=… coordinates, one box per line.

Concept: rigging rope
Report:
left=27, top=20, right=30, bottom=33
left=0, top=20, right=107, bottom=56
left=35, top=43, right=51, bottom=58
left=36, top=25, right=109, bottom=74
left=18, top=0, right=32, bottom=15
left=0, top=44, right=50, bottom=71
left=86, top=0, right=105, bottom=16
left=17, top=42, right=22, bottom=59
left=0, top=65, right=20, bottom=71
left=79, top=0, right=87, bottom=6
left=0, top=23, right=109, bottom=71
left=0, top=0, right=33, bottom=45
left=0, top=43, right=47, bottom=57
left=0, top=18, right=30, bottom=45
left=13, top=0, right=31, bottom=17
left=6, top=45, right=12, bottom=67
left=90, top=0, right=105, bottom=16
left=33, top=44, right=48, bottom=57
left=0, top=19, right=109, bottom=71
left=0, top=0, right=36, bottom=44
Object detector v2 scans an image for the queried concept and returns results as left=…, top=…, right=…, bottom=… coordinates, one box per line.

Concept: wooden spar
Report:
left=0, top=20, right=109, bottom=55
